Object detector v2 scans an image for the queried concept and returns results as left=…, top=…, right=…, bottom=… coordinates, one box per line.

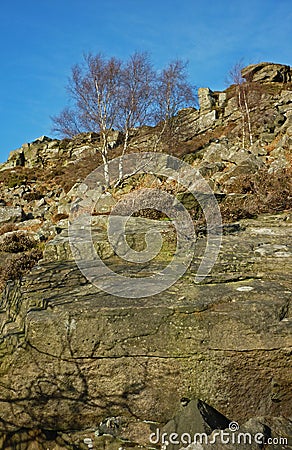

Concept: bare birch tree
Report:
left=117, top=52, right=155, bottom=181
left=153, top=60, right=196, bottom=151
left=52, top=53, right=196, bottom=185
left=51, top=106, right=82, bottom=137
left=52, top=53, right=122, bottom=186
left=228, top=62, right=253, bottom=148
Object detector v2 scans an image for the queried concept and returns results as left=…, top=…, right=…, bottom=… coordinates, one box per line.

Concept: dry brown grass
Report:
left=221, top=167, right=292, bottom=221
left=0, top=248, right=42, bottom=288
left=51, top=213, right=69, bottom=223
left=0, top=232, right=37, bottom=253
left=0, top=223, right=17, bottom=236
left=178, top=123, right=237, bottom=157
left=0, top=167, right=40, bottom=187
left=265, top=134, right=282, bottom=154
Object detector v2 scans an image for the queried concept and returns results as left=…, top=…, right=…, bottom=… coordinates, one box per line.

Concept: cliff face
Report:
left=0, top=63, right=291, bottom=449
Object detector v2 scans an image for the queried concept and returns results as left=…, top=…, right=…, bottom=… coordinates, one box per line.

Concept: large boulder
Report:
left=179, top=416, right=292, bottom=449
left=0, top=212, right=291, bottom=447
left=160, top=399, right=230, bottom=450
left=198, top=88, right=215, bottom=112
left=0, top=206, right=23, bottom=225
left=242, top=62, right=291, bottom=83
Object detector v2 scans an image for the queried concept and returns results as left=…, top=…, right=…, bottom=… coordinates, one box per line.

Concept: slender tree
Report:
left=51, top=106, right=82, bottom=137
left=52, top=53, right=196, bottom=185
left=228, top=62, right=254, bottom=148
left=52, top=53, right=122, bottom=186
left=117, top=52, right=156, bottom=181
left=153, top=60, right=196, bottom=151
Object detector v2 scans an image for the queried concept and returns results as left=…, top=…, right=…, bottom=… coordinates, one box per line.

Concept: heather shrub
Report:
left=221, top=167, right=292, bottom=221
left=0, top=232, right=36, bottom=253
left=132, top=208, right=168, bottom=220
left=0, top=249, right=42, bottom=285
left=220, top=196, right=257, bottom=222
left=0, top=223, right=17, bottom=236
left=22, top=191, right=44, bottom=201
left=51, top=213, right=69, bottom=223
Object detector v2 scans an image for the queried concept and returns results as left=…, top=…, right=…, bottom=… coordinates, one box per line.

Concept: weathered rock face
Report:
left=0, top=130, right=123, bottom=171
left=161, top=399, right=230, bottom=450
left=0, top=212, right=291, bottom=448
left=0, top=62, right=291, bottom=449
left=242, top=62, right=291, bottom=83
left=198, top=88, right=215, bottom=112
left=0, top=206, right=23, bottom=225
left=178, top=416, right=292, bottom=450
left=0, top=62, right=291, bottom=186
left=43, top=215, right=176, bottom=262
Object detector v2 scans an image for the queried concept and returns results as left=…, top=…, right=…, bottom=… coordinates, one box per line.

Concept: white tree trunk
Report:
left=101, top=132, right=110, bottom=187
left=118, top=128, right=129, bottom=182
left=153, top=120, right=168, bottom=152
left=237, top=87, right=245, bottom=148
left=242, top=88, right=253, bottom=146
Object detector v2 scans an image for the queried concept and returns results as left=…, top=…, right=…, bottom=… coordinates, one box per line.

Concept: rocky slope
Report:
left=0, top=62, right=291, bottom=449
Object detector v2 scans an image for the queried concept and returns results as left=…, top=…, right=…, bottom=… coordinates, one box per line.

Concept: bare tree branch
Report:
left=153, top=60, right=197, bottom=151
left=51, top=53, right=197, bottom=185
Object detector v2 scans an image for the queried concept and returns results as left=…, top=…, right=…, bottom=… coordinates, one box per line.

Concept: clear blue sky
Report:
left=0, top=0, right=291, bottom=162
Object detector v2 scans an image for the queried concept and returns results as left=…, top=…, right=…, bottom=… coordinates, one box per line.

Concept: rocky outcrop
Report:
left=0, top=62, right=291, bottom=449
left=156, top=399, right=292, bottom=450
left=0, top=130, right=123, bottom=171
left=0, top=206, right=23, bottom=225
left=198, top=88, right=216, bottom=112
left=0, top=62, right=291, bottom=181
left=178, top=416, right=292, bottom=450
left=43, top=215, right=176, bottom=262
left=242, top=62, right=291, bottom=83
left=0, top=212, right=291, bottom=448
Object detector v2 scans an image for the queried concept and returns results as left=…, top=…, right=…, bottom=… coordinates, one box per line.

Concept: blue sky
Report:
left=0, top=0, right=291, bottom=162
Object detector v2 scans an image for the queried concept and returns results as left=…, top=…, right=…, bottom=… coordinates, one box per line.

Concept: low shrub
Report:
left=0, top=223, right=17, bottom=236
left=132, top=208, right=168, bottom=220
left=220, top=196, right=257, bottom=222
left=0, top=248, right=42, bottom=285
left=221, top=167, right=292, bottom=221
left=22, top=191, right=44, bottom=201
left=51, top=213, right=69, bottom=223
left=0, top=232, right=36, bottom=253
